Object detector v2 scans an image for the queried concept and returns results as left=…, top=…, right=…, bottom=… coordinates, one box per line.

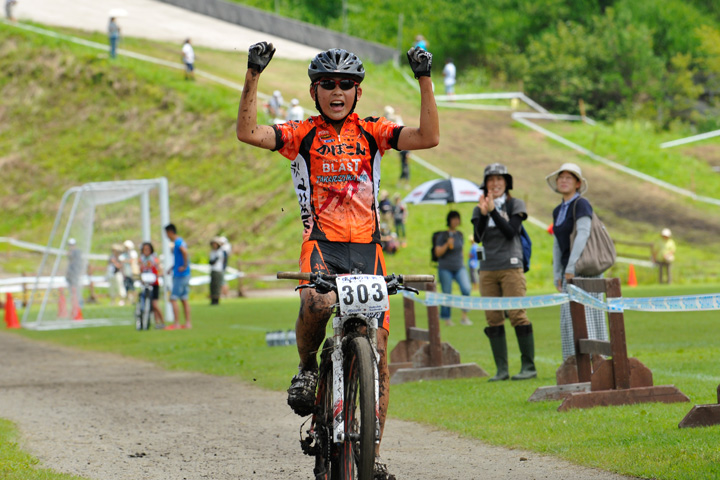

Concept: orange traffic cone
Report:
left=58, top=288, right=68, bottom=318
left=5, top=293, right=20, bottom=329
left=72, top=304, right=83, bottom=321
left=628, top=264, right=638, bottom=288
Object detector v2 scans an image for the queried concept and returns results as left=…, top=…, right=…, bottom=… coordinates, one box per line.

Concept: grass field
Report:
left=10, top=283, right=720, bottom=479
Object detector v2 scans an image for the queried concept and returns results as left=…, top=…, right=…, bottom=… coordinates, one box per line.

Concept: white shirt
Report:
left=442, top=62, right=456, bottom=87
left=182, top=43, right=195, bottom=64
left=209, top=249, right=225, bottom=273
left=287, top=105, right=305, bottom=122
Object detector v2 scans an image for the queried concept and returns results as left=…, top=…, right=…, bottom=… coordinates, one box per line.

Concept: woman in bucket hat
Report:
left=471, top=163, right=536, bottom=381
left=546, top=163, right=608, bottom=360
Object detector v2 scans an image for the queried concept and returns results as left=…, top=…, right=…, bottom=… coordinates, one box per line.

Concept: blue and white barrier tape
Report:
left=404, top=288, right=720, bottom=313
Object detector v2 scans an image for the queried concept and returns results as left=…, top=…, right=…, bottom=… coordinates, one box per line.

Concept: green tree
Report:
left=523, top=8, right=663, bottom=119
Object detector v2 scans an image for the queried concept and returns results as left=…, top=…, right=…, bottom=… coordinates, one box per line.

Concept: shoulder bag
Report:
left=570, top=199, right=616, bottom=277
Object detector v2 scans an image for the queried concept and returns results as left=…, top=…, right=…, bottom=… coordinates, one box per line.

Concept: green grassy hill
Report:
left=2, top=23, right=720, bottom=289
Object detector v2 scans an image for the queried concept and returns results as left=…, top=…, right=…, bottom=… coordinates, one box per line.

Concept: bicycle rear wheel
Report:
left=339, top=336, right=376, bottom=480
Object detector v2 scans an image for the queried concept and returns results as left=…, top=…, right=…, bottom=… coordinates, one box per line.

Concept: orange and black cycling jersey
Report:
left=272, top=113, right=403, bottom=244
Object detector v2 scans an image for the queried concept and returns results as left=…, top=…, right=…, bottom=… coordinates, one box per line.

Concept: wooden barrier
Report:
left=389, top=281, right=488, bottom=384
left=530, top=277, right=690, bottom=411
left=679, top=385, right=720, bottom=428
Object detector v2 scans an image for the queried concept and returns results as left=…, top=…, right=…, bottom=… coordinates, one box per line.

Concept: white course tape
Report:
left=405, top=287, right=720, bottom=313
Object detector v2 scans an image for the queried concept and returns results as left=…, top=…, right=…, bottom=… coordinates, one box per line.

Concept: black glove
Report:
left=248, top=41, right=276, bottom=73
left=406, top=47, right=432, bottom=79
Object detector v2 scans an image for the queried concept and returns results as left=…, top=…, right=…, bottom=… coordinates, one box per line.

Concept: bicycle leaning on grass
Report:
left=277, top=271, right=434, bottom=480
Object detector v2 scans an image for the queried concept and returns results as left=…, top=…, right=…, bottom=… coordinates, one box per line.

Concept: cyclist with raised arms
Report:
left=236, top=42, right=439, bottom=479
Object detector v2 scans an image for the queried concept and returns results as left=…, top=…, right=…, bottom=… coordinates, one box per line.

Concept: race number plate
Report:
left=336, top=275, right=389, bottom=316
left=140, top=272, right=157, bottom=284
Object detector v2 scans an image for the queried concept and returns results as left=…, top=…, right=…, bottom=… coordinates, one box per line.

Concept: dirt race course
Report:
left=0, top=333, right=634, bottom=480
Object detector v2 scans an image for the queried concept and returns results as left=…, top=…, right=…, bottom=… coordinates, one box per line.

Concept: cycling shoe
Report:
left=287, top=369, right=318, bottom=417
left=374, top=457, right=397, bottom=480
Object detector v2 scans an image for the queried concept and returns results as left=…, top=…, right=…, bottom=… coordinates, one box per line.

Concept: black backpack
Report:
left=430, top=231, right=445, bottom=263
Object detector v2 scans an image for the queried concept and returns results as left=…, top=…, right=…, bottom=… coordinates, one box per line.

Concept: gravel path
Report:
left=0, top=332, right=634, bottom=480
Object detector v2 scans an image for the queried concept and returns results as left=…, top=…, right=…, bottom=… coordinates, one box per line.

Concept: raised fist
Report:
left=248, top=41, right=276, bottom=73
left=406, top=47, right=432, bottom=79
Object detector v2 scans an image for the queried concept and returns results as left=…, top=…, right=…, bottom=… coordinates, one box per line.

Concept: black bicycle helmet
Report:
left=308, top=48, right=365, bottom=83
left=482, top=163, right=513, bottom=191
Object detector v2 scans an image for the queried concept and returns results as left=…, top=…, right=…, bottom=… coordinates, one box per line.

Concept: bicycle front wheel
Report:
left=339, top=336, right=376, bottom=480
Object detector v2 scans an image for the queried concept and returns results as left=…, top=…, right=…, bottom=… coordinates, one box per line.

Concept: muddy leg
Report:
left=296, top=288, right=334, bottom=370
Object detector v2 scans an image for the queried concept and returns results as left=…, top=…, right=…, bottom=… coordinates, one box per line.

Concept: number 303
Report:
left=341, top=283, right=384, bottom=305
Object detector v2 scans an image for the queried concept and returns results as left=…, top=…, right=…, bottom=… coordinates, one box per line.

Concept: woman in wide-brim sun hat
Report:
left=546, top=162, right=608, bottom=361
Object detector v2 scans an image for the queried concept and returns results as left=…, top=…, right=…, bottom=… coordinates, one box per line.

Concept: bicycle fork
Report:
left=330, top=313, right=382, bottom=445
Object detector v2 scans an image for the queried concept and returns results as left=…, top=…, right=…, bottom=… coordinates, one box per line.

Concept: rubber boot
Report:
left=511, top=324, right=537, bottom=380
left=484, top=325, right=509, bottom=381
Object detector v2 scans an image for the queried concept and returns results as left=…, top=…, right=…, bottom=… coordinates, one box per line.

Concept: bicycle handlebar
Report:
left=276, top=272, right=435, bottom=284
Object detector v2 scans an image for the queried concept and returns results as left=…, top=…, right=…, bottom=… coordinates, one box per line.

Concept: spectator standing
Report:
left=287, top=98, right=305, bottom=121
left=378, top=190, right=393, bottom=226
left=471, top=163, right=535, bottom=381
left=5, top=0, right=17, bottom=21
left=182, top=38, right=195, bottom=81
left=434, top=211, right=472, bottom=326
left=165, top=223, right=192, bottom=329
left=268, top=90, right=284, bottom=120
left=108, top=17, right=121, bottom=59
left=546, top=163, right=608, bottom=360
left=209, top=237, right=225, bottom=305
left=65, top=238, right=83, bottom=317
left=120, top=240, right=139, bottom=304
left=107, top=244, right=126, bottom=305
left=139, top=242, right=165, bottom=329
left=654, top=228, right=676, bottom=284
left=391, top=193, right=407, bottom=247
left=442, top=58, right=456, bottom=98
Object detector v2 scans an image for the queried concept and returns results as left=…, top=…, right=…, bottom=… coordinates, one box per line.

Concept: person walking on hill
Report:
left=286, top=98, right=304, bottom=121
left=654, top=228, right=676, bottom=284
left=165, top=223, right=191, bottom=329
left=434, top=211, right=472, bottom=327
left=5, top=0, right=17, bottom=21
left=442, top=58, right=456, bottom=98
left=108, top=17, right=121, bottom=59
left=235, top=40, right=439, bottom=479
left=547, top=163, right=608, bottom=360
left=182, top=38, right=195, bottom=81
left=471, top=163, right=535, bottom=381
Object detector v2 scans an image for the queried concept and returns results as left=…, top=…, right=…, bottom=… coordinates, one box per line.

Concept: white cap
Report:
left=546, top=162, right=589, bottom=195
left=291, top=98, right=299, bottom=106
left=68, top=238, right=76, bottom=246
left=123, top=239, right=135, bottom=250
left=273, top=90, right=281, bottom=97
left=661, top=228, right=672, bottom=238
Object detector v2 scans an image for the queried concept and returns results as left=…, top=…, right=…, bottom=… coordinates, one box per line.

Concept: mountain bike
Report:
left=277, top=271, right=434, bottom=480
left=134, top=272, right=156, bottom=330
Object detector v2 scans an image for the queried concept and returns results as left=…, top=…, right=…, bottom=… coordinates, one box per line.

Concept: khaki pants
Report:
left=479, top=268, right=529, bottom=327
